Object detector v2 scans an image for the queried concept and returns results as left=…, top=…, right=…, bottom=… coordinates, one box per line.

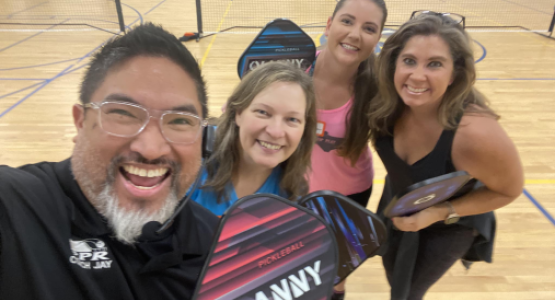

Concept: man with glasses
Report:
left=0, top=23, right=218, bottom=300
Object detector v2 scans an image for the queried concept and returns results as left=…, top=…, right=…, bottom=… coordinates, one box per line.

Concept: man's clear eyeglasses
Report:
left=82, top=101, right=207, bottom=144
left=410, top=10, right=466, bottom=29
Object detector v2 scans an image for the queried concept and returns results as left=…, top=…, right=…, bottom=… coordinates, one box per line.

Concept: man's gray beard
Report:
left=72, top=152, right=182, bottom=245
left=93, top=184, right=179, bottom=245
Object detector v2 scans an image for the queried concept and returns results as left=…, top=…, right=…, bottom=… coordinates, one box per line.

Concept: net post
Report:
left=115, top=0, right=126, bottom=33
left=196, top=0, right=203, bottom=36
left=549, top=6, right=555, bottom=36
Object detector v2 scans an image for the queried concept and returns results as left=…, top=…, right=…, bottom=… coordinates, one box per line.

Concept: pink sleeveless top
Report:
left=308, top=98, right=374, bottom=195
left=306, top=53, right=373, bottom=195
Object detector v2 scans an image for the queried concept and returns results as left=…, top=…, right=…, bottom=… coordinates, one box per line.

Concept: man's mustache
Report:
left=113, top=152, right=178, bottom=167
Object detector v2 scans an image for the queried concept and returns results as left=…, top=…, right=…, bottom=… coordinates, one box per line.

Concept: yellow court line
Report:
left=199, top=0, right=233, bottom=68
left=525, top=179, right=555, bottom=185
left=371, top=179, right=555, bottom=185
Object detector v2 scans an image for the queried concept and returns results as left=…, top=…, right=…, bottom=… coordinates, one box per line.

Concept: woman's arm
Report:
left=393, top=114, right=524, bottom=232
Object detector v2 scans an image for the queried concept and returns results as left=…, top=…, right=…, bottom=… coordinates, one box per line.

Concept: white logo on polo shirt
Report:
left=69, top=238, right=113, bottom=270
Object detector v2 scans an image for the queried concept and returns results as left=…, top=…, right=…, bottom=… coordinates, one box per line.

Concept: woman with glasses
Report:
left=368, top=13, right=523, bottom=299
left=189, top=62, right=317, bottom=217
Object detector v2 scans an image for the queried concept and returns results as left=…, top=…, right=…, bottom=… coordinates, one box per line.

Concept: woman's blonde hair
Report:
left=204, top=62, right=317, bottom=201
left=369, top=14, right=498, bottom=142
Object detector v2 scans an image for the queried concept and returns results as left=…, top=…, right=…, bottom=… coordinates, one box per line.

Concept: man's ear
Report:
left=72, top=104, right=85, bottom=143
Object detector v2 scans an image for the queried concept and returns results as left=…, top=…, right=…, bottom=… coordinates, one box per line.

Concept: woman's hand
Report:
left=392, top=204, right=448, bottom=232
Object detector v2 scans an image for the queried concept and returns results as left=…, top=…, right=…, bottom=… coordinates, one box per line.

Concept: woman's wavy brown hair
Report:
left=328, top=0, right=388, bottom=165
left=204, top=62, right=317, bottom=201
left=368, top=14, right=498, bottom=142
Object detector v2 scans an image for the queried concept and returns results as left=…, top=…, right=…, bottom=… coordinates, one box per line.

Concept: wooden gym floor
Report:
left=1, top=0, right=554, bottom=298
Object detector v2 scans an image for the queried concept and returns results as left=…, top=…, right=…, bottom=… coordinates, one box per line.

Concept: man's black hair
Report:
left=80, top=22, right=207, bottom=118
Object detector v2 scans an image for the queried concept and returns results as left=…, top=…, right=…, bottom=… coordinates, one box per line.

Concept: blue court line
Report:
left=0, top=15, right=118, bottom=21
left=474, top=40, right=487, bottom=63
left=0, top=58, right=79, bottom=71
left=85, top=19, right=120, bottom=25
left=477, top=78, right=555, bottom=81
left=122, top=3, right=143, bottom=26
left=499, top=0, right=553, bottom=16
left=60, top=63, right=89, bottom=76
left=0, top=15, right=54, bottom=20
left=0, top=19, right=68, bottom=53
left=144, top=0, right=168, bottom=15
left=0, top=33, right=114, bottom=118
left=127, top=18, right=141, bottom=28
left=0, top=0, right=165, bottom=119
left=0, top=81, right=51, bottom=118
left=0, top=78, right=48, bottom=81
left=0, top=58, right=95, bottom=118
left=6, top=2, right=48, bottom=19
left=523, top=189, right=555, bottom=227
left=0, top=82, right=43, bottom=101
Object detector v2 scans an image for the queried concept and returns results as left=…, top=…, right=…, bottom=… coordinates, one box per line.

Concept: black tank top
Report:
left=373, top=118, right=496, bottom=299
left=375, top=127, right=458, bottom=198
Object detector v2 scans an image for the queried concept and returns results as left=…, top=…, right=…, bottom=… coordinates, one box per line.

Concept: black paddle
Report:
left=237, top=18, right=316, bottom=79
left=384, top=170, right=480, bottom=218
left=299, top=190, right=387, bottom=284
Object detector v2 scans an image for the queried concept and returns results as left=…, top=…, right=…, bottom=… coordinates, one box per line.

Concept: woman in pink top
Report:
left=307, top=0, right=388, bottom=298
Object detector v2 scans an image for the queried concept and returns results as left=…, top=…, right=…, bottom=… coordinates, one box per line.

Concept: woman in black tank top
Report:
left=367, top=14, right=523, bottom=300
